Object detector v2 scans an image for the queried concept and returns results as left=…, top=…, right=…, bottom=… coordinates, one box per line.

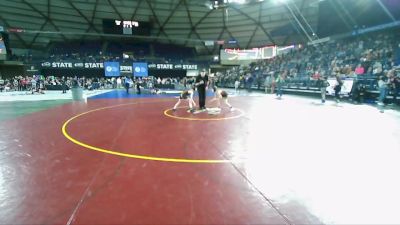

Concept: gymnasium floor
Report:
left=1, top=89, right=400, bottom=225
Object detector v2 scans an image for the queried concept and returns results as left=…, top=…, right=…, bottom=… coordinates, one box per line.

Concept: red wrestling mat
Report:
left=0, top=98, right=295, bottom=225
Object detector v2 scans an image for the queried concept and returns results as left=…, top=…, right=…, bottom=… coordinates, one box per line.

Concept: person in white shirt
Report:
left=117, top=77, right=122, bottom=89
left=31, top=78, right=37, bottom=94
left=234, top=80, right=240, bottom=94
left=264, top=75, right=272, bottom=94
left=0, top=76, right=4, bottom=92
left=111, top=77, right=116, bottom=89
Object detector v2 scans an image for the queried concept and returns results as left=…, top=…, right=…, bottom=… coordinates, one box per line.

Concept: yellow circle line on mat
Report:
left=61, top=102, right=231, bottom=163
left=163, top=108, right=245, bottom=121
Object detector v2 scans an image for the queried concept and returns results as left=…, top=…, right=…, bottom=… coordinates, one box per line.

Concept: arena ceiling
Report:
left=0, top=0, right=320, bottom=53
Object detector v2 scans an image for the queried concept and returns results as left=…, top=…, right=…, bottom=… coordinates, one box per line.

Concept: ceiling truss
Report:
left=0, top=0, right=319, bottom=54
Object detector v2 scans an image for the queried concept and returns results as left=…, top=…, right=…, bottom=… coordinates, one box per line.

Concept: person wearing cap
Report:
left=195, top=69, right=209, bottom=110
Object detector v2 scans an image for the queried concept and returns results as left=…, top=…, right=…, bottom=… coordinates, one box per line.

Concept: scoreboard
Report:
left=102, top=19, right=151, bottom=36
left=220, top=46, right=277, bottom=65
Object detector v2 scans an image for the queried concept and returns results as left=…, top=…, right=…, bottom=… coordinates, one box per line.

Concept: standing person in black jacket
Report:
left=136, top=78, right=141, bottom=94
left=195, top=69, right=209, bottom=110
left=334, top=75, right=343, bottom=103
left=61, top=76, right=67, bottom=94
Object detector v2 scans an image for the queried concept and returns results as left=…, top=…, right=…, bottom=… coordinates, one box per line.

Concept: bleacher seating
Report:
left=216, top=28, right=400, bottom=99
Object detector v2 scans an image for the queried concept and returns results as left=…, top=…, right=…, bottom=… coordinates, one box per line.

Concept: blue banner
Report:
left=104, top=62, right=120, bottom=77
left=133, top=62, right=148, bottom=77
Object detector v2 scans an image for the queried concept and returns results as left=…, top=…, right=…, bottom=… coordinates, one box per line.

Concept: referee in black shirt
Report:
left=195, top=69, right=209, bottom=110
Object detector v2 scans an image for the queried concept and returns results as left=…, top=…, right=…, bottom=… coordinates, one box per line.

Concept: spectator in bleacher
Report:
left=351, top=80, right=366, bottom=104
left=312, top=70, right=321, bottom=80
left=344, top=65, right=353, bottom=76
left=373, top=61, right=383, bottom=76
left=355, top=64, right=365, bottom=75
